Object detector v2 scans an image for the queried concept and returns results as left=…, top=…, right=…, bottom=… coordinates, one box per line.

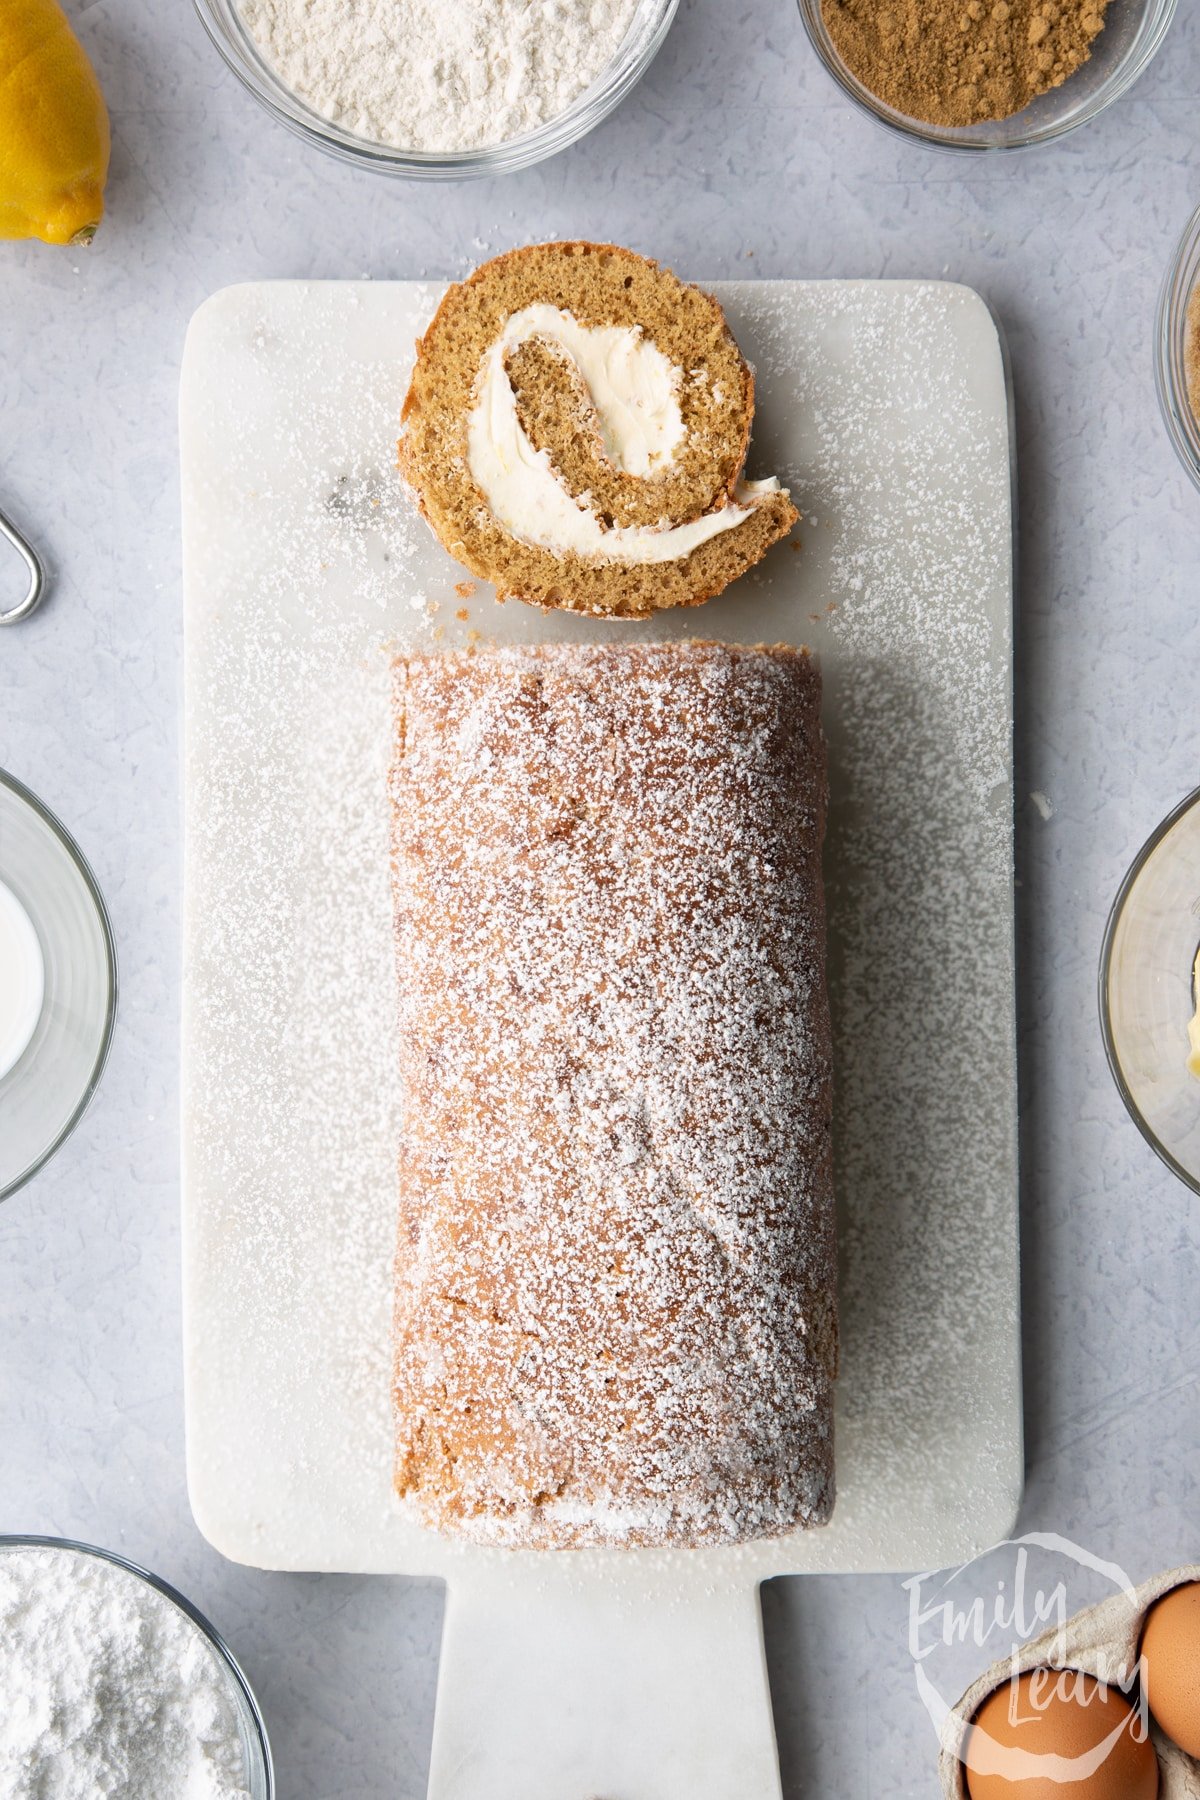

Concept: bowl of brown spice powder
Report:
left=799, top=0, right=1176, bottom=151
left=1157, top=203, right=1200, bottom=494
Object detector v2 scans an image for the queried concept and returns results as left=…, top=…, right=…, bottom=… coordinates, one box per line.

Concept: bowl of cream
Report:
left=0, top=769, right=116, bottom=1201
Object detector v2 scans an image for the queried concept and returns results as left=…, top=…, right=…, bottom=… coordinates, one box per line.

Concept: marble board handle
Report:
left=426, top=1571, right=782, bottom=1799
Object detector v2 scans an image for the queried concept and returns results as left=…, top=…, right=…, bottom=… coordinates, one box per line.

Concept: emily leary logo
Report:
left=904, top=1532, right=1150, bottom=1783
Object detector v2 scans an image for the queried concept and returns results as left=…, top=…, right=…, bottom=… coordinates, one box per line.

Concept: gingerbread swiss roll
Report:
left=388, top=640, right=836, bottom=1549
left=398, top=242, right=798, bottom=619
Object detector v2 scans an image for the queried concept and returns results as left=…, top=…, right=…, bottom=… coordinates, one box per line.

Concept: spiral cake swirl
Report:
left=398, top=242, right=799, bottom=619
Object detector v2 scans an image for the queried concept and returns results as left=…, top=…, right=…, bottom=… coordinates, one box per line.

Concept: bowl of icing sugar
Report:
left=0, top=1538, right=273, bottom=1799
left=193, top=0, right=679, bottom=177
left=0, top=770, right=116, bottom=1202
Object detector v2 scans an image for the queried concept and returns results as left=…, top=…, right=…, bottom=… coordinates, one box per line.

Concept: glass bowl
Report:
left=0, top=1536, right=273, bottom=1798
left=1156, top=202, right=1200, bottom=494
left=1100, top=784, right=1200, bottom=1195
left=0, top=770, right=116, bottom=1201
left=796, top=0, right=1176, bottom=152
left=193, top=0, right=679, bottom=179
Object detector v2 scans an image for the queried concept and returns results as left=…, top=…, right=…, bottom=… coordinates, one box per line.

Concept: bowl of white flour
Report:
left=0, top=1538, right=273, bottom=1800
left=193, top=0, right=679, bottom=176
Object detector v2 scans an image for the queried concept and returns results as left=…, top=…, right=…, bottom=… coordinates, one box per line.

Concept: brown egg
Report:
left=1142, top=1580, right=1200, bottom=1757
left=965, top=1668, right=1158, bottom=1800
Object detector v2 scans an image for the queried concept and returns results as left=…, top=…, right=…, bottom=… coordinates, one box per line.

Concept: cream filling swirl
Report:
left=465, top=305, right=780, bottom=566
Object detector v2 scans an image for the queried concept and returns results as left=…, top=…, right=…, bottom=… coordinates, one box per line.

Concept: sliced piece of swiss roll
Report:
left=398, top=241, right=799, bottom=620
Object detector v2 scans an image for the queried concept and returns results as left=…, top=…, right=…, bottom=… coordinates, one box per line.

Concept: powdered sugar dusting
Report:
left=389, top=643, right=834, bottom=1548
left=181, top=279, right=1018, bottom=1582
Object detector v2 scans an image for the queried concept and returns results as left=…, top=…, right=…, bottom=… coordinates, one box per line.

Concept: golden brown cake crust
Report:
left=389, top=641, right=836, bottom=1549
left=397, top=242, right=798, bottom=619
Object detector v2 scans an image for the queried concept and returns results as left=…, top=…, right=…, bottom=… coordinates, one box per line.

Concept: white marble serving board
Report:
left=181, top=279, right=1019, bottom=1799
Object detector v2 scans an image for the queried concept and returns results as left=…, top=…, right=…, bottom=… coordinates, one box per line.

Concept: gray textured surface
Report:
left=1, top=2, right=1198, bottom=1796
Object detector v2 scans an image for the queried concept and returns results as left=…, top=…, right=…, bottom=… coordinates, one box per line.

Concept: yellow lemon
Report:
left=0, top=0, right=110, bottom=245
